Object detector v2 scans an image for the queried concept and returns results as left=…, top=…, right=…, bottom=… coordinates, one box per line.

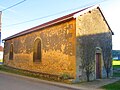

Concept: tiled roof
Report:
left=3, top=5, right=113, bottom=41
left=3, top=6, right=90, bottom=41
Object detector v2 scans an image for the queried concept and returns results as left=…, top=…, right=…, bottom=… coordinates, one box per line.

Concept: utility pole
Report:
left=0, top=11, right=3, bottom=63
left=0, top=11, right=1, bottom=45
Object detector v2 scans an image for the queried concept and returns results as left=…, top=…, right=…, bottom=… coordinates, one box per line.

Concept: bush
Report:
left=59, top=73, right=72, bottom=80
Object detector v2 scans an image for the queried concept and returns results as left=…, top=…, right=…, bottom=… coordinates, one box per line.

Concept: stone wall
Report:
left=75, top=8, right=112, bottom=81
left=3, top=19, right=76, bottom=78
left=3, top=7, right=113, bottom=82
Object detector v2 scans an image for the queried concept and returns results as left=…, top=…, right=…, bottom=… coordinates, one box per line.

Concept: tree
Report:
left=79, top=37, right=95, bottom=82
left=102, top=41, right=112, bottom=78
left=112, top=50, right=120, bottom=59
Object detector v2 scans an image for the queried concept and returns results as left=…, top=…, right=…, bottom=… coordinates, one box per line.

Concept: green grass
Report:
left=113, top=65, right=120, bottom=68
left=113, top=72, right=120, bottom=77
left=102, top=60, right=120, bottom=90
left=102, top=69, right=120, bottom=90
left=113, top=60, right=120, bottom=77
left=0, top=60, right=120, bottom=87
left=102, top=80, right=120, bottom=90
left=0, top=65, right=72, bottom=84
left=0, top=65, right=31, bottom=76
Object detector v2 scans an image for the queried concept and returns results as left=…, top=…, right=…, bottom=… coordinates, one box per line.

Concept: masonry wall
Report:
left=3, top=19, right=76, bottom=78
left=75, top=8, right=112, bottom=82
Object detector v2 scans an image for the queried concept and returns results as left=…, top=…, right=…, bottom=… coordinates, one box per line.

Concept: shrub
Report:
left=59, top=73, right=72, bottom=80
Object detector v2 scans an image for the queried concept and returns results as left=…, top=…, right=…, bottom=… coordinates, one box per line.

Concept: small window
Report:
left=9, top=44, right=13, bottom=60
left=33, top=38, right=42, bottom=62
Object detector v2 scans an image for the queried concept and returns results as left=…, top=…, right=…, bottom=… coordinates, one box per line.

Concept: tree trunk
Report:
left=86, top=72, right=90, bottom=82
left=106, top=70, right=109, bottom=78
left=87, top=75, right=90, bottom=82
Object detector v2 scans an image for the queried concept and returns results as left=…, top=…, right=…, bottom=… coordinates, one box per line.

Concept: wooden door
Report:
left=96, top=53, right=101, bottom=79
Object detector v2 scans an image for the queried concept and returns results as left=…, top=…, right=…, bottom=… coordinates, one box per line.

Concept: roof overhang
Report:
left=3, top=5, right=113, bottom=41
left=73, top=5, right=99, bottom=18
left=73, top=5, right=114, bottom=35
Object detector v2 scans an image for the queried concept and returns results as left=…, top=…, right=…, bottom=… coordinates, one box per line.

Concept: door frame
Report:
left=96, top=53, right=102, bottom=79
left=95, top=47, right=102, bottom=79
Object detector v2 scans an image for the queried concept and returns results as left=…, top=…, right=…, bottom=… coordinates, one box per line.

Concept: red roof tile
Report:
left=3, top=6, right=90, bottom=41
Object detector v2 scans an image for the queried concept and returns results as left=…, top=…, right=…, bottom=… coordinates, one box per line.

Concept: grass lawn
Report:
left=102, top=80, right=120, bottom=90
left=113, top=65, right=120, bottom=68
left=0, top=65, right=72, bottom=83
left=102, top=60, right=120, bottom=90
left=0, top=60, right=120, bottom=89
left=113, top=60, right=120, bottom=77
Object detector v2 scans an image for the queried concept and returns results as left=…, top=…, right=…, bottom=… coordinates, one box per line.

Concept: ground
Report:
left=0, top=60, right=120, bottom=90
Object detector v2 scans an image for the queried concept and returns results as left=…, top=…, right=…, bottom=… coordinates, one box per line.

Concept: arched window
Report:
left=9, top=44, right=13, bottom=60
left=33, top=38, right=42, bottom=62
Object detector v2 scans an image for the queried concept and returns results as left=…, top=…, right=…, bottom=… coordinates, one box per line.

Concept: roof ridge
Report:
left=3, top=5, right=96, bottom=41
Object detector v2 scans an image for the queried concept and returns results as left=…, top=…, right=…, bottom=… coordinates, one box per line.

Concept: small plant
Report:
left=59, top=73, right=72, bottom=80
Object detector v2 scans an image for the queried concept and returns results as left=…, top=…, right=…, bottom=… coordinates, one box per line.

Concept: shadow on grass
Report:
left=102, top=80, right=120, bottom=90
left=101, top=65, right=120, bottom=90
left=113, top=65, right=120, bottom=69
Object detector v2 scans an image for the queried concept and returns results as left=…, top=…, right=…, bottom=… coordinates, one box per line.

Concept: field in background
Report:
left=0, top=59, right=3, bottom=64
left=113, top=60, right=120, bottom=65
left=102, top=60, right=120, bottom=90
left=0, top=59, right=3, bottom=62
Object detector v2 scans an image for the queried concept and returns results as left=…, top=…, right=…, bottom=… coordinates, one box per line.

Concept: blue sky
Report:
left=0, top=0, right=120, bottom=50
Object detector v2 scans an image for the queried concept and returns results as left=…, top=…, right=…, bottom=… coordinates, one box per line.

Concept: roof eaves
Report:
left=73, top=5, right=99, bottom=18
left=97, top=7, right=114, bottom=35
left=3, top=16, right=74, bottom=41
left=3, top=6, right=93, bottom=41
